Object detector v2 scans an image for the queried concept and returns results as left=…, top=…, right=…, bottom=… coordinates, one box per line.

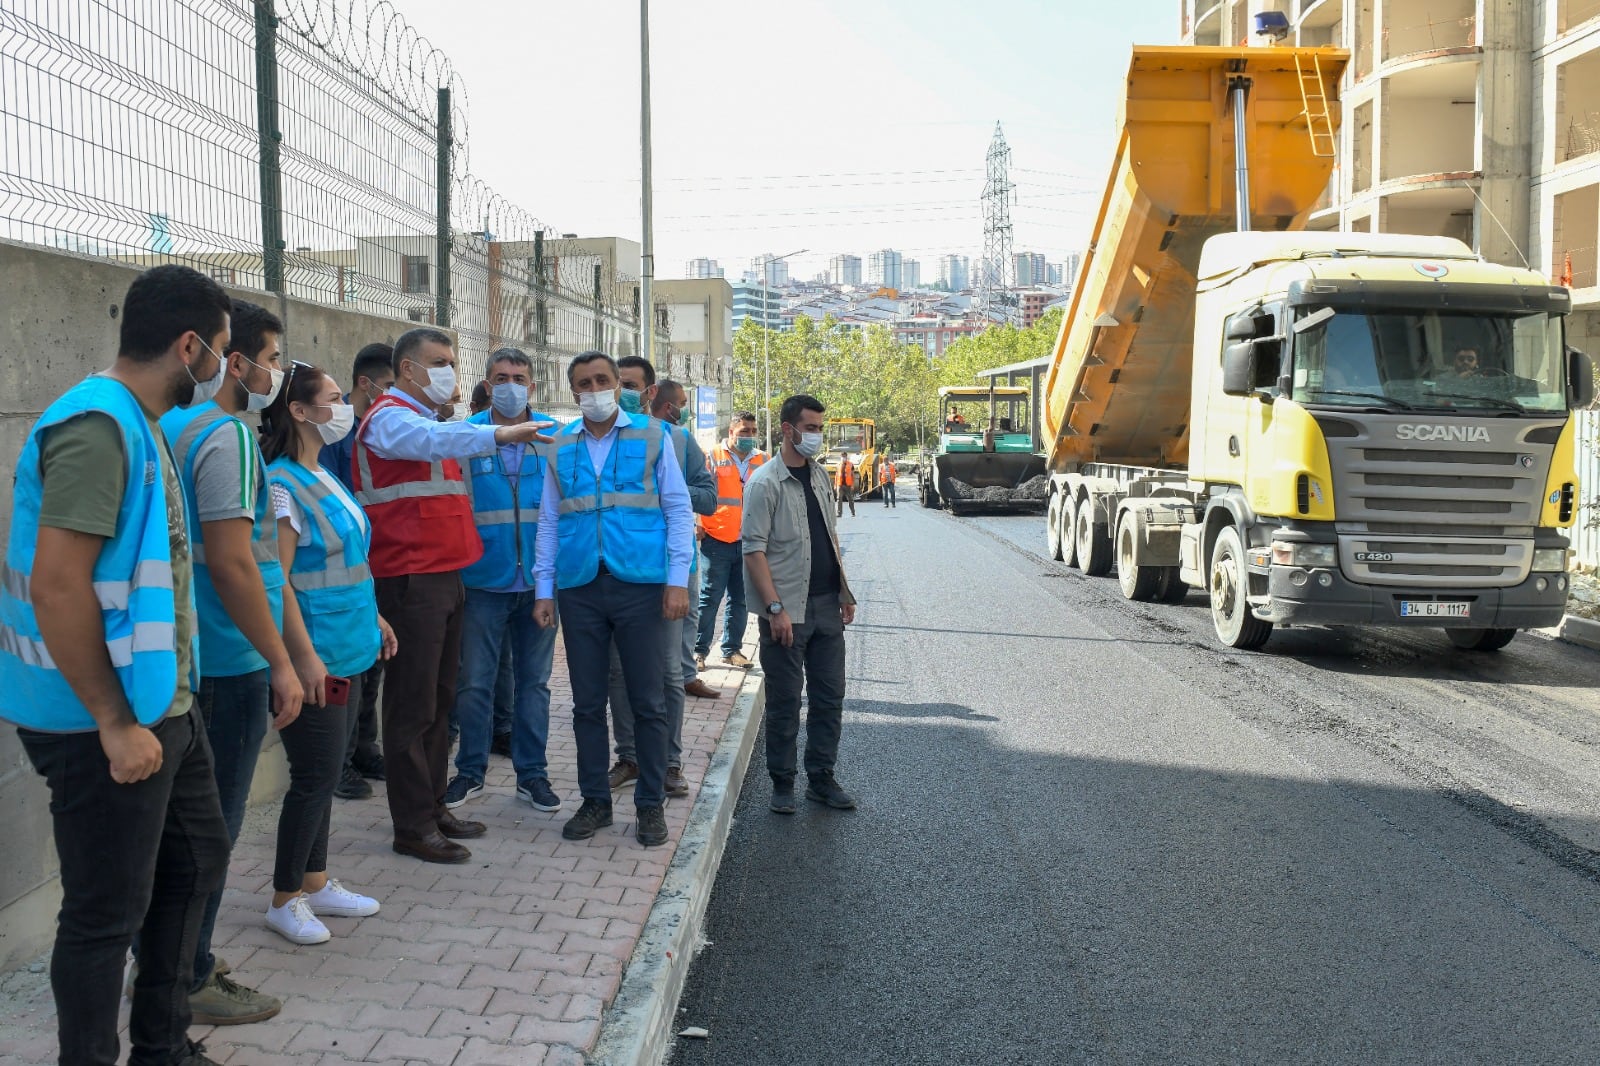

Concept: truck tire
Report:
left=1208, top=525, right=1272, bottom=650
left=1060, top=494, right=1080, bottom=569
left=1116, top=514, right=1158, bottom=601
left=1076, top=498, right=1113, bottom=577
left=1445, top=627, right=1517, bottom=652
left=1047, top=495, right=1066, bottom=560
left=921, top=477, right=939, bottom=509
left=1155, top=566, right=1189, bottom=603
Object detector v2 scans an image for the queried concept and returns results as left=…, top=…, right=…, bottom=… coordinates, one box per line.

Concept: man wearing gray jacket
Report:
left=606, top=365, right=718, bottom=798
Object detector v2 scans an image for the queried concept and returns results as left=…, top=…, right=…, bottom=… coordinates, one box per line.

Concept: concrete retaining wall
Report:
left=0, top=239, right=425, bottom=970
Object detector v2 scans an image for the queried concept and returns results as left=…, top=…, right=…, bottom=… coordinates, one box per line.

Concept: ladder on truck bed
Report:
left=1292, top=50, right=1337, bottom=158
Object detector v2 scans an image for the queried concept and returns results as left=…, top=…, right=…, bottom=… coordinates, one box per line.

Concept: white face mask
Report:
left=412, top=362, right=457, bottom=405
left=794, top=430, right=824, bottom=458
left=310, top=403, right=355, bottom=446
left=244, top=358, right=285, bottom=413
left=491, top=382, right=529, bottom=419
left=186, top=339, right=227, bottom=406
left=578, top=389, right=618, bottom=422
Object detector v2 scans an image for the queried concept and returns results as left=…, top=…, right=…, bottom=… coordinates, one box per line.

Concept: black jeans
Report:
left=275, top=674, right=360, bottom=891
left=19, top=713, right=229, bottom=1066
left=344, top=660, right=384, bottom=768
left=758, top=591, right=847, bottom=785
left=558, top=572, right=671, bottom=807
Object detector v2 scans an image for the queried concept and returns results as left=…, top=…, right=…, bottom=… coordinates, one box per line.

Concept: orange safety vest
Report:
left=882, top=460, right=896, bottom=481
left=838, top=459, right=856, bottom=488
left=702, top=443, right=766, bottom=543
left=353, top=394, right=483, bottom=578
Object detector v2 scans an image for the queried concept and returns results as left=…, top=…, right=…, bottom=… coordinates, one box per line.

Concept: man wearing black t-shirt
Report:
left=741, top=394, right=858, bottom=814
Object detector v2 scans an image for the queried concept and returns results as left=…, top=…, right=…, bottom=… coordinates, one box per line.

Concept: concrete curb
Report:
left=587, top=668, right=766, bottom=1066
left=1558, top=613, right=1600, bottom=652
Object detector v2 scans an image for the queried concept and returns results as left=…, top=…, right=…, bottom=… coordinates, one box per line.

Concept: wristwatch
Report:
left=767, top=601, right=784, bottom=616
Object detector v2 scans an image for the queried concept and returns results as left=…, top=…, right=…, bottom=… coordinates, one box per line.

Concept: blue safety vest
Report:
left=159, top=402, right=285, bottom=677
left=267, top=459, right=382, bottom=678
left=552, top=413, right=668, bottom=589
left=461, top=410, right=549, bottom=592
left=0, top=377, right=199, bottom=732
left=665, top=421, right=699, bottom=576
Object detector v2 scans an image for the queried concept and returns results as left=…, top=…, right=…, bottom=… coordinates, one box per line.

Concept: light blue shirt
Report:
left=362, top=387, right=499, bottom=462
left=533, top=415, right=693, bottom=598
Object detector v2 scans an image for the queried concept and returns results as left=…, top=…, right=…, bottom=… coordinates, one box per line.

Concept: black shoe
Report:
left=562, top=798, right=615, bottom=840
left=175, top=1039, right=222, bottom=1065
left=352, top=751, right=385, bottom=780
left=491, top=732, right=514, bottom=758
left=770, top=783, right=797, bottom=815
left=805, top=773, right=856, bottom=810
left=636, top=805, right=668, bottom=847
left=334, top=765, right=372, bottom=800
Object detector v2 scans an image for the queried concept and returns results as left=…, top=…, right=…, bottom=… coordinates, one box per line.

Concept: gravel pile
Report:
left=945, top=474, right=1050, bottom=503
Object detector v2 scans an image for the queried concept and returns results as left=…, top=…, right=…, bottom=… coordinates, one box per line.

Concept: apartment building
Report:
left=828, top=253, right=863, bottom=286
left=1180, top=0, right=1600, bottom=351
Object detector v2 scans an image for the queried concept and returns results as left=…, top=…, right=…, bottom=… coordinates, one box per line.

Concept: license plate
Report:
left=1399, top=600, right=1471, bottom=618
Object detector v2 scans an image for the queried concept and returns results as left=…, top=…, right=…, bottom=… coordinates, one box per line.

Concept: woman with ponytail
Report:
left=258, top=362, right=395, bottom=945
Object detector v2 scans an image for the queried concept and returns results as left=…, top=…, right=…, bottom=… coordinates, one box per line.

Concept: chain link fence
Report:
left=1, top=0, right=677, bottom=408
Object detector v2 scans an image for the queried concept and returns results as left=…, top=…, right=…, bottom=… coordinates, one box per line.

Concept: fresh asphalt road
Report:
left=671, top=490, right=1600, bottom=1065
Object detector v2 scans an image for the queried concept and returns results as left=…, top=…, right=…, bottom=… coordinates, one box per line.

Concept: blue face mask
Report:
left=619, top=388, right=644, bottom=414
left=491, top=382, right=528, bottom=418
left=734, top=436, right=757, bottom=454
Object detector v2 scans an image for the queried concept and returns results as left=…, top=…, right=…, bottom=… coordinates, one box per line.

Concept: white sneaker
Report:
left=303, top=878, right=380, bottom=918
left=266, top=895, right=330, bottom=945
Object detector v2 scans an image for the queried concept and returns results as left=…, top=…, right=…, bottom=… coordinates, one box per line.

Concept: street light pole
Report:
left=760, top=247, right=806, bottom=452
left=639, top=0, right=654, bottom=365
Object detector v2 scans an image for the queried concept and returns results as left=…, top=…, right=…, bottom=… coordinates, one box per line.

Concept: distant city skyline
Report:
left=393, top=0, right=1175, bottom=288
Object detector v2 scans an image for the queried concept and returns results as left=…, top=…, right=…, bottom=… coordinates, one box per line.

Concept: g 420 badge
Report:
left=1354, top=551, right=1394, bottom=563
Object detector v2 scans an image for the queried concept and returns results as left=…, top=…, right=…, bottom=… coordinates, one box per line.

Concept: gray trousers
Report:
left=758, top=591, right=846, bottom=784
left=609, top=602, right=686, bottom=770
left=681, top=565, right=702, bottom=685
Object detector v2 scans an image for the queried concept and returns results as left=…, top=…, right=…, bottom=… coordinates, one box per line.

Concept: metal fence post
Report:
left=593, top=264, right=604, bottom=351
left=435, top=87, right=452, bottom=327
left=254, top=0, right=285, bottom=294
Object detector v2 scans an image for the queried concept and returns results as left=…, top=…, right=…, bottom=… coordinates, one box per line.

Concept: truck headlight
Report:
left=1271, top=542, right=1337, bottom=568
left=1532, top=548, right=1569, bottom=573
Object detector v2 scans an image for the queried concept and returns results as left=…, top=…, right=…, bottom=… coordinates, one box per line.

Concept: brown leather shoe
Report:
left=722, top=651, right=753, bottom=669
left=393, top=831, right=470, bottom=864
left=436, top=810, right=487, bottom=839
left=665, top=766, right=690, bottom=798
left=608, top=759, right=639, bottom=791
left=684, top=679, right=720, bottom=699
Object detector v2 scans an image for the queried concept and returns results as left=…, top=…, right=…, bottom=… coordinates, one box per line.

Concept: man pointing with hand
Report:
left=533, top=350, right=693, bottom=849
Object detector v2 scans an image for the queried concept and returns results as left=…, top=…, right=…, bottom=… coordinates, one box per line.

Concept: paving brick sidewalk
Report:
left=0, top=638, right=757, bottom=1066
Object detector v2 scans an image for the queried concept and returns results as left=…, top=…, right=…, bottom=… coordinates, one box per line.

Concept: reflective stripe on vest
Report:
left=702, top=445, right=765, bottom=542
left=354, top=449, right=467, bottom=506
left=280, top=473, right=372, bottom=592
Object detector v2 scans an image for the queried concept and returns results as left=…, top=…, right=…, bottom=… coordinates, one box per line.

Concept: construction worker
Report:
left=879, top=456, right=898, bottom=508
left=946, top=406, right=968, bottom=432
left=695, top=412, right=765, bottom=672
left=835, top=454, right=857, bottom=518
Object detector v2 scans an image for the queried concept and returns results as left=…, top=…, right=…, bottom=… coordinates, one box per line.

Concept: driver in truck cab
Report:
left=1443, top=347, right=1482, bottom=379
left=946, top=407, right=967, bottom=432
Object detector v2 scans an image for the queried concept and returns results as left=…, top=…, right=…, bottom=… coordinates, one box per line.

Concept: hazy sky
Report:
left=398, top=0, right=1178, bottom=282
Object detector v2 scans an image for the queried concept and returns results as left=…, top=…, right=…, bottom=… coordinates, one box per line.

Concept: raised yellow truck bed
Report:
left=1043, top=46, right=1347, bottom=473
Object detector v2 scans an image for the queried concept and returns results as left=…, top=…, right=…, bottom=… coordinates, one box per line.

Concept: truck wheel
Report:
left=1047, top=495, right=1066, bottom=560
left=1155, top=566, right=1189, bottom=603
left=1445, top=627, right=1517, bottom=652
left=1076, top=499, right=1113, bottom=577
left=1208, top=525, right=1272, bottom=650
left=1060, top=495, right=1080, bottom=569
left=1116, top=514, right=1158, bottom=601
left=921, top=479, right=939, bottom=509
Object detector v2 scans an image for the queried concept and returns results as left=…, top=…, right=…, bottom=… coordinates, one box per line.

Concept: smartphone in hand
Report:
left=325, top=676, right=351, bottom=707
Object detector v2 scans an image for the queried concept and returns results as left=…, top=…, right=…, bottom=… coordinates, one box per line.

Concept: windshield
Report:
left=1290, top=308, right=1566, bottom=414
left=942, top=398, right=1029, bottom=434
left=825, top=423, right=868, bottom=454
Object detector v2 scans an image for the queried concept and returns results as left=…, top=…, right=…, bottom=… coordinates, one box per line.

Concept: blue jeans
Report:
left=454, top=587, right=557, bottom=785
left=558, top=573, right=670, bottom=807
left=192, top=669, right=270, bottom=990
left=696, top=536, right=748, bottom=659
left=448, top=642, right=511, bottom=742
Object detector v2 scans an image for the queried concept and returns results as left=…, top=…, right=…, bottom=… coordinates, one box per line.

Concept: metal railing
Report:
left=0, top=0, right=673, bottom=384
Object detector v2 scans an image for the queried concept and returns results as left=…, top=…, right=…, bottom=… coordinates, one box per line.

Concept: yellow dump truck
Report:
left=822, top=418, right=882, bottom=499
left=1044, top=45, right=1593, bottom=651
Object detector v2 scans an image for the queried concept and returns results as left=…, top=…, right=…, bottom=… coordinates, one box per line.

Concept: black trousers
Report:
left=275, top=673, right=360, bottom=891
left=19, top=712, right=230, bottom=1065
left=758, top=591, right=847, bottom=784
left=376, top=571, right=465, bottom=839
left=344, top=660, right=384, bottom=768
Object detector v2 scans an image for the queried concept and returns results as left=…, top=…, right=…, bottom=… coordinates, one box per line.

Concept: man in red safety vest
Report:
left=352, top=328, right=548, bottom=865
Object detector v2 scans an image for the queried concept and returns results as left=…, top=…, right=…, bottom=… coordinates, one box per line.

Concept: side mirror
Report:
left=1570, top=348, right=1595, bottom=409
left=1222, top=341, right=1254, bottom=396
left=1225, top=315, right=1256, bottom=342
